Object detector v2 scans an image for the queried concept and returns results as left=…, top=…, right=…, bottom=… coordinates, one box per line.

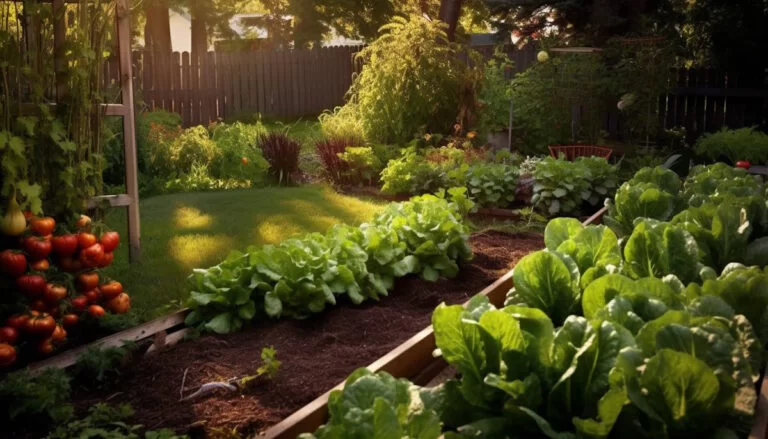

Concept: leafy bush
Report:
left=531, top=156, right=591, bottom=216
left=476, top=52, right=512, bottom=135
left=185, top=191, right=472, bottom=333
left=259, top=133, right=301, bottom=185
left=577, top=156, right=620, bottom=206
left=338, top=16, right=478, bottom=143
left=0, top=368, right=73, bottom=425
left=695, top=127, right=768, bottom=164
left=339, top=146, right=383, bottom=185
left=318, top=105, right=366, bottom=141
left=146, top=125, right=219, bottom=178
left=464, top=162, right=519, bottom=208
left=47, top=403, right=186, bottom=439
left=210, top=121, right=269, bottom=184
left=623, top=219, right=701, bottom=284
left=164, top=163, right=253, bottom=193
left=380, top=150, right=450, bottom=195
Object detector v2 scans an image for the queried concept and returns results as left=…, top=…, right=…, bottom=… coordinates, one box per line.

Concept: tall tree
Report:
left=144, top=0, right=173, bottom=89
left=438, top=0, right=463, bottom=40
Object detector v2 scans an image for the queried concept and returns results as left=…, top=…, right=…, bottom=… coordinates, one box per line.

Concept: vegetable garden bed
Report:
left=261, top=206, right=607, bottom=438
left=19, top=231, right=543, bottom=437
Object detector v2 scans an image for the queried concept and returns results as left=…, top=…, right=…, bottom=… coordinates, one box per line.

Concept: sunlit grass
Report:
left=102, top=185, right=383, bottom=319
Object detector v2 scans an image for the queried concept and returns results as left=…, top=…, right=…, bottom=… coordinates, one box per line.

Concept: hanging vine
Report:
left=0, top=0, right=114, bottom=219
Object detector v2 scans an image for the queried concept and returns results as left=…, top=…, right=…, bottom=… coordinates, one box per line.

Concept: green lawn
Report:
left=102, top=185, right=383, bottom=320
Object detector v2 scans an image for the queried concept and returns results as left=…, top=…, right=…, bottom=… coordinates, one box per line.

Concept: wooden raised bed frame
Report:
left=261, top=204, right=768, bottom=439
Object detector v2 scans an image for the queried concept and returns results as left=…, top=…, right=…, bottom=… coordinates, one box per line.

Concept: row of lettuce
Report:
left=338, top=139, right=621, bottom=215
left=301, top=163, right=768, bottom=439
left=184, top=188, right=475, bottom=334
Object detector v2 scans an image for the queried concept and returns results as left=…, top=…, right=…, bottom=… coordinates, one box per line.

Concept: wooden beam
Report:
left=25, top=310, right=188, bottom=375
left=116, top=0, right=141, bottom=262
left=87, top=194, right=132, bottom=209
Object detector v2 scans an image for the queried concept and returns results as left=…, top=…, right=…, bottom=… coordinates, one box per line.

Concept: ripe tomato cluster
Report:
left=0, top=214, right=131, bottom=368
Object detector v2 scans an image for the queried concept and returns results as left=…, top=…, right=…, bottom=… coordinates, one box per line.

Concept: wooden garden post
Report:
left=116, top=0, right=141, bottom=261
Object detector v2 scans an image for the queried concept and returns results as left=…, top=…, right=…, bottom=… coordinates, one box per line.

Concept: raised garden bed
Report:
left=20, top=231, right=544, bottom=438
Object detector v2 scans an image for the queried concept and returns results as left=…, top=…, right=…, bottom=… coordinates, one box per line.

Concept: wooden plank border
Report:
left=261, top=209, right=607, bottom=438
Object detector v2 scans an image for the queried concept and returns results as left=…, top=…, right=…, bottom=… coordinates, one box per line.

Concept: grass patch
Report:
left=102, top=185, right=383, bottom=319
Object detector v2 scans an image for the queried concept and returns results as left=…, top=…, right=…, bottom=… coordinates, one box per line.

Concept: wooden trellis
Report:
left=17, top=0, right=141, bottom=261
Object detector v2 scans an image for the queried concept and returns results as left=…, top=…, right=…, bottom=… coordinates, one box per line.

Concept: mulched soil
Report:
left=68, top=231, right=543, bottom=437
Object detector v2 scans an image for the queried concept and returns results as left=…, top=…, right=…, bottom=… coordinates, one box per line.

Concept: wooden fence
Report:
left=101, top=46, right=362, bottom=126
left=103, top=44, right=767, bottom=140
left=660, top=68, right=768, bottom=141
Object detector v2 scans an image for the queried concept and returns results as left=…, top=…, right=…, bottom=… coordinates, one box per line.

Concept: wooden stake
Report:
left=116, top=0, right=141, bottom=261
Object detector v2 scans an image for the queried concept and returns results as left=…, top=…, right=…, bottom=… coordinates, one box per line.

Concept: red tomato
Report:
left=77, top=232, right=97, bottom=249
left=25, top=313, right=56, bottom=337
left=30, top=259, right=50, bottom=272
left=100, top=281, right=123, bottom=299
left=16, top=274, right=47, bottom=297
left=23, top=211, right=35, bottom=221
left=37, top=338, right=54, bottom=356
left=76, top=215, right=92, bottom=231
left=70, top=296, right=89, bottom=311
left=51, top=325, right=67, bottom=342
left=58, top=256, right=83, bottom=273
left=44, top=283, right=68, bottom=304
left=98, top=252, right=114, bottom=268
left=88, top=305, right=105, bottom=318
left=0, top=343, right=16, bottom=366
left=84, top=289, right=102, bottom=303
left=51, top=234, right=78, bottom=256
left=77, top=272, right=100, bottom=292
left=62, top=313, right=79, bottom=327
left=106, top=293, right=131, bottom=314
left=30, top=299, right=49, bottom=312
left=99, top=231, right=120, bottom=253
left=6, top=314, right=30, bottom=330
left=22, top=236, right=52, bottom=260
left=0, top=250, right=27, bottom=278
left=30, top=216, right=55, bottom=236
left=0, top=327, right=19, bottom=344
left=79, top=243, right=104, bottom=268
left=736, top=160, right=751, bottom=169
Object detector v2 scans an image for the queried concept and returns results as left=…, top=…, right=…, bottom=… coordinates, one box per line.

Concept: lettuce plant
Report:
left=623, top=219, right=700, bottom=284
left=531, top=156, right=591, bottom=216
left=464, top=162, right=519, bottom=208
left=576, top=157, right=620, bottom=207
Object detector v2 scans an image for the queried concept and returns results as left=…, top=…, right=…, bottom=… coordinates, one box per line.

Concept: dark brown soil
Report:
left=70, top=231, right=543, bottom=437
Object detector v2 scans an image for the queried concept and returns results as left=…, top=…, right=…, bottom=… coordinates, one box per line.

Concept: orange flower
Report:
left=467, top=131, right=477, bottom=139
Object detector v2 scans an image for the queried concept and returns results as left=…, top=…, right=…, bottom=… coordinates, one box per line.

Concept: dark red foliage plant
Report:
left=259, top=133, right=301, bottom=185
left=315, top=137, right=362, bottom=185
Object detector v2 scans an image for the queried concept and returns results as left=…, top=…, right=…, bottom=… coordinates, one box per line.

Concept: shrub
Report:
left=694, top=127, right=768, bottom=164
left=210, top=121, right=269, bottom=184
left=339, top=147, right=383, bottom=185
left=339, top=16, right=477, bottom=143
left=318, top=105, right=365, bottom=140
left=315, top=137, right=359, bottom=185
left=465, top=162, right=519, bottom=208
left=531, top=157, right=591, bottom=216
left=476, top=52, right=512, bottom=135
left=380, top=148, right=467, bottom=195
left=165, top=163, right=253, bottom=193
left=259, top=132, right=301, bottom=185
left=576, top=156, right=620, bottom=206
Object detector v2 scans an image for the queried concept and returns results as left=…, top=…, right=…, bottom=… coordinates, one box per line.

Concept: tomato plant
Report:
left=87, top=305, right=105, bottom=318
left=106, top=293, right=131, bottom=314
left=79, top=243, right=104, bottom=268
left=0, top=343, right=16, bottom=366
left=100, top=281, right=123, bottom=299
left=25, top=313, right=56, bottom=338
left=0, top=327, right=19, bottom=344
left=0, top=250, right=27, bottom=277
left=62, top=314, right=79, bottom=327
left=22, top=236, right=52, bottom=260
left=43, top=283, right=68, bottom=304
left=77, top=272, right=100, bottom=292
left=16, top=274, right=46, bottom=297
left=29, top=217, right=55, bottom=236
left=77, top=232, right=97, bottom=249
left=51, top=234, right=78, bottom=256
left=99, top=231, right=120, bottom=253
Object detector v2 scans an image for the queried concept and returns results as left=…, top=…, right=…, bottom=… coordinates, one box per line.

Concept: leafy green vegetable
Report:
left=298, top=369, right=443, bottom=439
left=465, top=162, right=519, bottom=208
left=623, top=219, right=700, bottom=284
left=532, top=156, right=591, bottom=216
left=508, top=251, right=580, bottom=325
